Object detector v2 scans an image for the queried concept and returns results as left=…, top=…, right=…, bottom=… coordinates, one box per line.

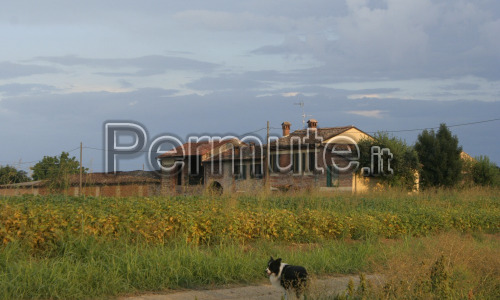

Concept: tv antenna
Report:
left=294, top=100, right=312, bottom=129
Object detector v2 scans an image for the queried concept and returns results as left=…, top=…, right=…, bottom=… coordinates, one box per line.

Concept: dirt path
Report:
left=121, top=274, right=383, bottom=300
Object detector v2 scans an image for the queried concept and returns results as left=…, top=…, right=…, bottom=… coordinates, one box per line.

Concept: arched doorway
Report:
left=208, top=181, right=223, bottom=195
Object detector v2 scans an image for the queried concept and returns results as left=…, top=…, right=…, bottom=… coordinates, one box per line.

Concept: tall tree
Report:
left=0, top=165, right=31, bottom=184
left=358, top=132, right=420, bottom=190
left=415, top=124, right=462, bottom=188
left=31, top=152, right=87, bottom=191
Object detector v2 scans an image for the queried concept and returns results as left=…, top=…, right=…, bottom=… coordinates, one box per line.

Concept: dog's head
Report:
left=266, top=256, right=282, bottom=276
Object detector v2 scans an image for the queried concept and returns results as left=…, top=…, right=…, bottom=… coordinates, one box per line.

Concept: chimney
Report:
left=281, top=121, right=291, bottom=137
left=307, top=119, right=318, bottom=131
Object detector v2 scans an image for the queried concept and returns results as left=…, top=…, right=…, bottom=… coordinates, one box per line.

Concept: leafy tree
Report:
left=358, top=132, right=420, bottom=190
left=471, top=155, right=499, bottom=187
left=415, top=124, right=462, bottom=188
left=0, top=165, right=31, bottom=184
left=31, top=152, right=87, bottom=191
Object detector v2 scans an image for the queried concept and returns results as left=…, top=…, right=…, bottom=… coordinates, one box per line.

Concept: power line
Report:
left=270, top=118, right=500, bottom=134
left=368, top=117, right=500, bottom=134
left=0, top=146, right=83, bottom=166
left=236, top=127, right=267, bottom=138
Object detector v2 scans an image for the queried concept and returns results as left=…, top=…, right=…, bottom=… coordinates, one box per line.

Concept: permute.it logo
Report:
left=104, top=121, right=393, bottom=177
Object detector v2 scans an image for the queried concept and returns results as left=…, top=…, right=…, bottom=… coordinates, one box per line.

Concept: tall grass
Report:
left=323, top=232, right=500, bottom=300
left=0, top=233, right=497, bottom=299
left=0, top=236, right=382, bottom=300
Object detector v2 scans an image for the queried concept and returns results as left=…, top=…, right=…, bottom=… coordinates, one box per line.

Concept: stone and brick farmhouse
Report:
left=158, top=119, right=375, bottom=195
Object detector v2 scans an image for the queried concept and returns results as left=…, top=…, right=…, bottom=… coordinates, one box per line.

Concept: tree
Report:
left=358, top=132, right=420, bottom=190
left=415, top=124, right=462, bottom=188
left=0, top=165, right=31, bottom=185
left=31, top=152, right=87, bottom=191
left=471, top=155, right=499, bottom=187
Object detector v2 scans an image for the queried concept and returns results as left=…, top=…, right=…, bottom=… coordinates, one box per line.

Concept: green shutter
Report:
left=327, top=165, right=339, bottom=187
left=327, top=165, right=332, bottom=187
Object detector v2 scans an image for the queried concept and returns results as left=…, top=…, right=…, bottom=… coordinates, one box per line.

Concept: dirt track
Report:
left=121, top=274, right=382, bottom=300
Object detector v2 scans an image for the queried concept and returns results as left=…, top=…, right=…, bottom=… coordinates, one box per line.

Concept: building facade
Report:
left=158, top=119, right=374, bottom=195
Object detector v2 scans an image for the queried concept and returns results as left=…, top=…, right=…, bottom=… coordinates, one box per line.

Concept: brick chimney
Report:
left=307, top=119, right=318, bottom=131
left=281, top=121, right=291, bottom=136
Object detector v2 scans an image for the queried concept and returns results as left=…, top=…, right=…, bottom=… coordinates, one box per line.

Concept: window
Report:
left=308, top=152, right=316, bottom=172
left=270, top=154, right=279, bottom=173
left=293, top=153, right=300, bottom=173
left=210, top=160, right=221, bottom=175
left=234, top=164, right=247, bottom=180
left=292, top=151, right=315, bottom=173
left=176, top=165, right=182, bottom=185
left=188, top=155, right=204, bottom=185
left=188, top=156, right=199, bottom=175
left=250, top=163, right=263, bottom=179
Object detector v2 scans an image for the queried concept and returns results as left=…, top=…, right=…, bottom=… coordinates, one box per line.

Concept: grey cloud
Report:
left=185, top=73, right=271, bottom=91
left=173, top=10, right=336, bottom=34
left=0, top=83, right=59, bottom=97
left=35, top=55, right=219, bottom=76
left=270, top=86, right=400, bottom=98
left=118, top=80, right=133, bottom=88
left=251, top=1, right=500, bottom=81
left=185, top=69, right=404, bottom=95
left=0, top=62, right=59, bottom=79
left=251, top=36, right=311, bottom=56
left=440, top=83, right=480, bottom=91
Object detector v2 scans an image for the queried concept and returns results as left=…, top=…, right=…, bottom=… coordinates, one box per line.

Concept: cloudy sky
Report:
left=1, top=0, right=499, bottom=173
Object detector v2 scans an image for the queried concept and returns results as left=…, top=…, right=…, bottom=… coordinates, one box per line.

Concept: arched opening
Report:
left=208, top=181, right=223, bottom=195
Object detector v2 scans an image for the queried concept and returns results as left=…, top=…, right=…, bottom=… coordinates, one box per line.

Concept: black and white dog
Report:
left=266, top=257, right=308, bottom=299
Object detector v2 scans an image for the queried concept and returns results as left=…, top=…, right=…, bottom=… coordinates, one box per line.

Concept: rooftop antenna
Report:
left=294, top=99, right=312, bottom=129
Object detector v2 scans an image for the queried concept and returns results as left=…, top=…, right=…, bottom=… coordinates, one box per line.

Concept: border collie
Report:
left=266, top=256, right=308, bottom=299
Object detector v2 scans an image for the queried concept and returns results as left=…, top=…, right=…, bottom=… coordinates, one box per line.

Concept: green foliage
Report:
left=471, top=155, right=499, bottom=187
left=0, top=165, right=30, bottom=185
left=358, top=132, right=419, bottom=190
left=31, top=152, right=87, bottom=191
left=415, top=124, right=463, bottom=188
left=333, top=273, right=375, bottom=300
left=430, top=255, right=452, bottom=299
left=0, top=191, right=498, bottom=250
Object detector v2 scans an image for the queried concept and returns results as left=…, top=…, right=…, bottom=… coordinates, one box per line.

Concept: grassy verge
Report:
left=0, top=236, right=379, bottom=299
left=0, top=232, right=498, bottom=299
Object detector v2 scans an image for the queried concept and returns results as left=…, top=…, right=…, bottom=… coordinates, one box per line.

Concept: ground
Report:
left=121, top=274, right=382, bottom=300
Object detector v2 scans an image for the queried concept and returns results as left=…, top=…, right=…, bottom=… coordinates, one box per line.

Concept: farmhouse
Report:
left=158, top=119, right=375, bottom=194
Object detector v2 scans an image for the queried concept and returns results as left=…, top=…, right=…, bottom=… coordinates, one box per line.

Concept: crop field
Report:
left=0, top=188, right=499, bottom=299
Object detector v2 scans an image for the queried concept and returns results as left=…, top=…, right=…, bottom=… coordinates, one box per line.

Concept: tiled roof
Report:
left=204, top=144, right=265, bottom=162
left=272, top=126, right=356, bottom=146
left=158, top=139, right=238, bottom=158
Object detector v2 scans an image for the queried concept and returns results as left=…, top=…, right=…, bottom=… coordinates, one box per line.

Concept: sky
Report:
left=0, top=0, right=499, bottom=173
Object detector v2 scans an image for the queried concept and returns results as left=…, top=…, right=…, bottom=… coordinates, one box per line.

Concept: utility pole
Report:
left=265, top=121, right=270, bottom=193
left=79, top=142, right=83, bottom=196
